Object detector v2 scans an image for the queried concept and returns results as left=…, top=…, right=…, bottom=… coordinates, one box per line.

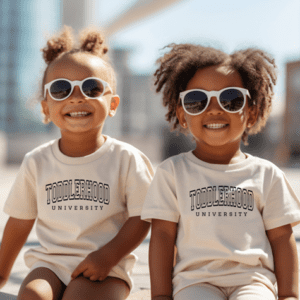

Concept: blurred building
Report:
left=0, top=0, right=60, bottom=163
left=1, top=0, right=295, bottom=166
left=62, top=0, right=97, bottom=32
left=0, top=0, right=167, bottom=164
left=241, top=117, right=281, bottom=162
left=106, top=48, right=166, bottom=163
left=276, top=60, right=300, bottom=167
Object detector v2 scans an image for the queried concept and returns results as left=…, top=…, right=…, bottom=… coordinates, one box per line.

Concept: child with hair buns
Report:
left=141, top=44, right=300, bottom=300
left=0, top=26, right=153, bottom=300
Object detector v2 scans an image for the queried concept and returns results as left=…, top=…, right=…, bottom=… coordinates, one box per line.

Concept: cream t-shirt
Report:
left=4, top=136, right=154, bottom=288
left=141, top=151, right=300, bottom=296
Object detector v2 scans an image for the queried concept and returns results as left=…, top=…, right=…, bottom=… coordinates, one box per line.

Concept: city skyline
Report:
left=100, top=0, right=300, bottom=117
left=0, top=0, right=299, bottom=164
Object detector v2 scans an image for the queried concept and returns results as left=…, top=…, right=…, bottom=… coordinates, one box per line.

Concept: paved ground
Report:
left=1, top=164, right=300, bottom=299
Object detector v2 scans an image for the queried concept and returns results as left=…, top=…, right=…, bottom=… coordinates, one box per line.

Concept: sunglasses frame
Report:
left=44, top=77, right=112, bottom=101
left=179, top=87, right=251, bottom=116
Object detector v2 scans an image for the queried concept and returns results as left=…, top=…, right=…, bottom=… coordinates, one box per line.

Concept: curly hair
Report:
left=154, top=43, right=277, bottom=144
left=41, top=25, right=116, bottom=96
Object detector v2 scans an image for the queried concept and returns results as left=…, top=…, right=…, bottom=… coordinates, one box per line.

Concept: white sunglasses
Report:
left=44, top=77, right=112, bottom=101
left=179, top=87, right=251, bottom=115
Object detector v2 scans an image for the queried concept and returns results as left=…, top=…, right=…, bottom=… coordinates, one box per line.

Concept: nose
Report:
left=206, top=97, right=223, bottom=115
left=68, top=86, right=86, bottom=103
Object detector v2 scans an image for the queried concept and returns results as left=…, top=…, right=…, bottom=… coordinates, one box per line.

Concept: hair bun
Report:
left=80, top=27, right=108, bottom=57
left=42, top=26, right=74, bottom=65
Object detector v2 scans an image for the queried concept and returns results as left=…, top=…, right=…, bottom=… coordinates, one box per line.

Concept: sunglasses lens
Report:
left=220, top=89, right=245, bottom=112
left=50, top=80, right=72, bottom=100
left=183, top=91, right=208, bottom=114
left=82, top=79, right=105, bottom=98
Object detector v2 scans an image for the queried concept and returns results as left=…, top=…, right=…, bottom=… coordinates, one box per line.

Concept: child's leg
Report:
left=174, top=283, right=226, bottom=300
left=229, top=282, right=276, bottom=300
left=18, top=267, right=66, bottom=300
left=62, top=276, right=130, bottom=300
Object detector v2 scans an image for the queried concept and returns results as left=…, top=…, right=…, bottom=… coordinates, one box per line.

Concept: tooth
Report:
left=206, top=124, right=226, bottom=129
left=69, top=111, right=88, bottom=117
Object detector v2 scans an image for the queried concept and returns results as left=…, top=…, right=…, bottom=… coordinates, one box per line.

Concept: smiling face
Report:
left=42, top=53, right=119, bottom=137
left=176, top=64, right=257, bottom=163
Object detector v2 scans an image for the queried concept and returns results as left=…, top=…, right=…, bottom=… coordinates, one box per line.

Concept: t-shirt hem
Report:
left=30, top=261, right=70, bottom=286
left=128, top=207, right=143, bottom=218
left=141, top=210, right=179, bottom=223
left=264, top=213, right=300, bottom=230
left=29, top=260, right=134, bottom=290
left=3, top=205, right=36, bottom=220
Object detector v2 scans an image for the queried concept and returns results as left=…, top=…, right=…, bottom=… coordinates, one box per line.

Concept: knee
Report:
left=18, top=287, right=41, bottom=300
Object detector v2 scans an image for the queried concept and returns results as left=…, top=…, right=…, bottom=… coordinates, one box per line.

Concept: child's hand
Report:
left=71, top=216, right=149, bottom=282
left=71, top=248, right=116, bottom=281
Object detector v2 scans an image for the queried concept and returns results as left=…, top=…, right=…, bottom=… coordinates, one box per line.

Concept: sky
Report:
left=94, top=0, right=300, bottom=117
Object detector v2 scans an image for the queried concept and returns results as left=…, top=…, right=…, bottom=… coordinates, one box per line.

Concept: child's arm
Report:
left=0, top=217, right=35, bottom=288
left=149, top=219, right=177, bottom=300
left=266, top=224, right=299, bottom=300
left=71, top=216, right=150, bottom=281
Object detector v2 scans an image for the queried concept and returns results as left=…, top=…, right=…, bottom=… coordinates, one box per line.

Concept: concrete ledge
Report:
left=0, top=290, right=150, bottom=300
left=128, top=290, right=150, bottom=299
left=0, top=292, right=17, bottom=300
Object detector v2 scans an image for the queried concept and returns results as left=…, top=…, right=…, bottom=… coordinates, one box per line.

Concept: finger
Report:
left=98, top=274, right=107, bottom=282
left=83, top=269, right=93, bottom=278
left=89, top=275, right=97, bottom=281
left=71, top=263, right=87, bottom=279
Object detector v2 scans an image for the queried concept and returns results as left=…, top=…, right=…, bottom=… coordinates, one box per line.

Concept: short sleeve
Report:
left=263, top=170, right=300, bottom=230
left=125, top=154, right=154, bottom=217
left=141, top=164, right=180, bottom=223
left=4, top=155, right=37, bottom=219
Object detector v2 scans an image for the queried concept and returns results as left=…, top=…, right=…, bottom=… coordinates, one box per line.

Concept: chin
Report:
left=206, top=140, right=229, bottom=147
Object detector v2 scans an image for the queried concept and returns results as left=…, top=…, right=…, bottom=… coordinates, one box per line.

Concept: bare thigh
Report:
left=62, top=276, right=130, bottom=300
left=18, top=267, right=66, bottom=300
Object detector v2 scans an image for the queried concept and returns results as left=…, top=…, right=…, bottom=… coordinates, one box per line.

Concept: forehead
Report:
left=45, top=53, right=110, bottom=83
left=186, top=64, right=244, bottom=90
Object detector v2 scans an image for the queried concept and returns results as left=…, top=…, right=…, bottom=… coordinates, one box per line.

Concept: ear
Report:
left=246, top=105, right=258, bottom=129
left=109, top=95, right=120, bottom=117
left=41, top=100, right=50, bottom=118
left=41, top=100, right=51, bottom=124
left=176, top=105, right=187, bottom=129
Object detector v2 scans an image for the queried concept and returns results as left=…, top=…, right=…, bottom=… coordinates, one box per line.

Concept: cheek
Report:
left=49, top=104, right=58, bottom=114
left=48, top=102, right=63, bottom=118
left=236, top=109, right=249, bottom=124
left=94, top=99, right=110, bottom=115
left=185, top=116, right=196, bottom=129
left=186, top=116, right=203, bottom=134
left=186, top=113, right=199, bottom=123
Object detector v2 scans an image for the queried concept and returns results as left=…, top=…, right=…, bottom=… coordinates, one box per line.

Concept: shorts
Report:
left=174, top=282, right=276, bottom=300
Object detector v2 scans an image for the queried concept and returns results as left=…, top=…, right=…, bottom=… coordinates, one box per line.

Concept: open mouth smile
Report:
left=65, top=111, right=92, bottom=117
left=204, top=123, right=228, bottom=129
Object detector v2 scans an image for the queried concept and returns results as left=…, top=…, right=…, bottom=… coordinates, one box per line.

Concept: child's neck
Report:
left=59, top=131, right=106, bottom=157
left=193, top=144, right=246, bottom=165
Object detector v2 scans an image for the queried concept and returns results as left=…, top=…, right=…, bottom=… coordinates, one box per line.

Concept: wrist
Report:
left=95, top=246, right=119, bottom=266
left=152, top=296, right=173, bottom=300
